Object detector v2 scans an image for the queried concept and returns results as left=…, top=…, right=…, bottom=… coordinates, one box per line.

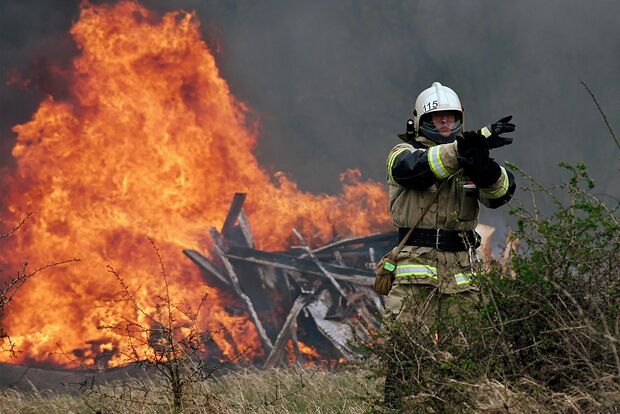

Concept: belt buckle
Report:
left=435, top=228, right=444, bottom=251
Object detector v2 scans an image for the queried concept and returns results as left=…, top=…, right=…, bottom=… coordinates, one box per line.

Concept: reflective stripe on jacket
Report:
left=385, top=136, right=515, bottom=293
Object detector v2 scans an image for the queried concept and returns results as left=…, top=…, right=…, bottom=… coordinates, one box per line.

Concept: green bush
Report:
left=362, top=161, right=620, bottom=413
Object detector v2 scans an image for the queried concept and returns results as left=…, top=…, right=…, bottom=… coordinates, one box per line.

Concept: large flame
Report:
left=0, top=1, right=389, bottom=367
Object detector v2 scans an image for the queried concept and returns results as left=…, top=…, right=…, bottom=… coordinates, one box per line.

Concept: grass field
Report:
left=0, top=367, right=379, bottom=413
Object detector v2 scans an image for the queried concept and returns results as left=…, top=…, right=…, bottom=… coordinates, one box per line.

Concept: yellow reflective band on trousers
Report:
left=387, top=148, right=408, bottom=180
left=480, top=167, right=509, bottom=199
left=427, top=146, right=450, bottom=179
left=480, top=126, right=492, bottom=138
left=455, top=272, right=475, bottom=285
left=395, top=264, right=438, bottom=279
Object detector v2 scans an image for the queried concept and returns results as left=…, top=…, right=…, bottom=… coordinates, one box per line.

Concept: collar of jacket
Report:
left=413, top=136, right=436, bottom=148
left=396, top=133, right=451, bottom=149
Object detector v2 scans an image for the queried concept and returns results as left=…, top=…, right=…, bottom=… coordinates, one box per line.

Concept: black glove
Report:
left=479, top=115, right=515, bottom=149
left=458, top=156, right=502, bottom=187
left=457, top=130, right=488, bottom=157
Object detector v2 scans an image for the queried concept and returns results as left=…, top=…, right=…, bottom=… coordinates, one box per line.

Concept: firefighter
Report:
left=383, top=81, right=516, bottom=408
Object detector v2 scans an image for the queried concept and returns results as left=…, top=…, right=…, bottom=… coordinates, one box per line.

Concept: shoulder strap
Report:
left=389, top=170, right=461, bottom=259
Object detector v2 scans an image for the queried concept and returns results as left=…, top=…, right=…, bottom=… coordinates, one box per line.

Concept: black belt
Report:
left=398, top=227, right=480, bottom=252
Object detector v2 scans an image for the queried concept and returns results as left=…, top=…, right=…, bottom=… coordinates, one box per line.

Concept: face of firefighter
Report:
left=431, top=111, right=458, bottom=138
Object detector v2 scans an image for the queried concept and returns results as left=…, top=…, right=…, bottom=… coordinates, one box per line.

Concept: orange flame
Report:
left=286, top=339, right=323, bottom=367
left=0, top=1, right=389, bottom=367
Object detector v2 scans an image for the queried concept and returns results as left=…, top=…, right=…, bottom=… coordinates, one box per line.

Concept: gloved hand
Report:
left=459, top=156, right=502, bottom=187
left=457, top=130, right=488, bottom=157
left=458, top=144, right=489, bottom=173
left=479, top=115, right=515, bottom=149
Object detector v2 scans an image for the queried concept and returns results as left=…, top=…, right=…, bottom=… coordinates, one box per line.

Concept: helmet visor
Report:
left=419, top=110, right=462, bottom=144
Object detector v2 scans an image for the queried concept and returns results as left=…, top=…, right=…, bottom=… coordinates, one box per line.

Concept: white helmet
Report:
left=413, top=82, right=463, bottom=144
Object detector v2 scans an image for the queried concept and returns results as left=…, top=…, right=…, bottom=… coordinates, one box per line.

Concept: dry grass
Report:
left=2, top=367, right=618, bottom=413
left=0, top=367, right=378, bottom=414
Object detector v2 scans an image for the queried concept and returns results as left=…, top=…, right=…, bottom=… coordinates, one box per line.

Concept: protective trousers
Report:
left=382, top=285, right=477, bottom=411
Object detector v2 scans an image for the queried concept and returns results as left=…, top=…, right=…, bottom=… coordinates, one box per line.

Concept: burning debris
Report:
left=184, top=193, right=396, bottom=367
left=181, top=193, right=514, bottom=368
left=0, top=2, right=514, bottom=370
left=0, top=1, right=390, bottom=369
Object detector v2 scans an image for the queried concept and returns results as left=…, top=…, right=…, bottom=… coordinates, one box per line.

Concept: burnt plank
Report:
left=221, top=193, right=247, bottom=238
left=225, top=245, right=375, bottom=286
left=210, top=227, right=274, bottom=354
left=289, top=320, right=304, bottom=365
left=183, top=249, right=231, bottom=287
left=262, top=294, right=313, bottom=369
left=293, top=229, right=347, bottom=298
left=237, top=208, right=254, bottom=248
left=298, top=231, right=398, bottom=258
left=305, top=291, right=354, bottom=357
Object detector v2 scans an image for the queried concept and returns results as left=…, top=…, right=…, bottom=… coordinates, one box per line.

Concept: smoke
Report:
left=2, top=0, right=619, bottom=233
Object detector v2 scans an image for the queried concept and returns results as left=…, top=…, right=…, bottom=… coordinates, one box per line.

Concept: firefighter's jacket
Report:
left=386, top=136, right=515, bottom=294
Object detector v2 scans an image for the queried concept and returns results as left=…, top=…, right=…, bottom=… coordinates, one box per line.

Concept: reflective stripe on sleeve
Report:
left=480, top=167, right=509, bottom=199
left=480, top=126, right=492, bottom=138
left=455, top=272, right=475, bottom=285
left=427, top=146, right=450, bottom=179
left=395, top=264, right=437, bottom=279
left=387, top=148, right=408, bottom=180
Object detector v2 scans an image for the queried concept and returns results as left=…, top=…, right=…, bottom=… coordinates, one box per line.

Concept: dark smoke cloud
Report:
left=0, top=1, right=80, bottom=169
left=2, top=1, right=619, bottom=235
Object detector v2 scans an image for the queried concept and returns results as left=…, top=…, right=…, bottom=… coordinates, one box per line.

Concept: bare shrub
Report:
left=82, top=239, right=245, bottom=413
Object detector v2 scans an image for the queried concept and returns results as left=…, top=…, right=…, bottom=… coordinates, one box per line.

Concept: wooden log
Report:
left=293, top=229, right=347, bottom=298
left=210, top=227, right=274, bottom=353
left=262, top=294, right=313, bottom=369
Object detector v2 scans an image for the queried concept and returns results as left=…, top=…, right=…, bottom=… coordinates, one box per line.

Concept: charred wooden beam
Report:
left=225, top=246, right=374, bottom=286
left=368, top=247, right=376, bottom=269
left=210, top=227, right=274, bottom=353
left=298, top=231, right=398, bottom=258
left=289, top=319, right=304, bottom=366
left=237, top=208, right=254, bottom=248
left=284, top=270, right=320, bottom=294
left=221, top=193, right=247, bottom=236
left=333, top=250, right=346, bottom=267
left=293, top=229, right=347, bottom=298
left=262, top=294, right=313, bottom=369
left=220, top=193, right=255, bottom=248
left=183, top=249, right=231, bottom=287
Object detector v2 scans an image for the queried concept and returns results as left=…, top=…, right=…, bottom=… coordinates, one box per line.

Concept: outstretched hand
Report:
left=484, top=115, right=515, bottom=149
left=491, top=115, right=515, bottom=136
